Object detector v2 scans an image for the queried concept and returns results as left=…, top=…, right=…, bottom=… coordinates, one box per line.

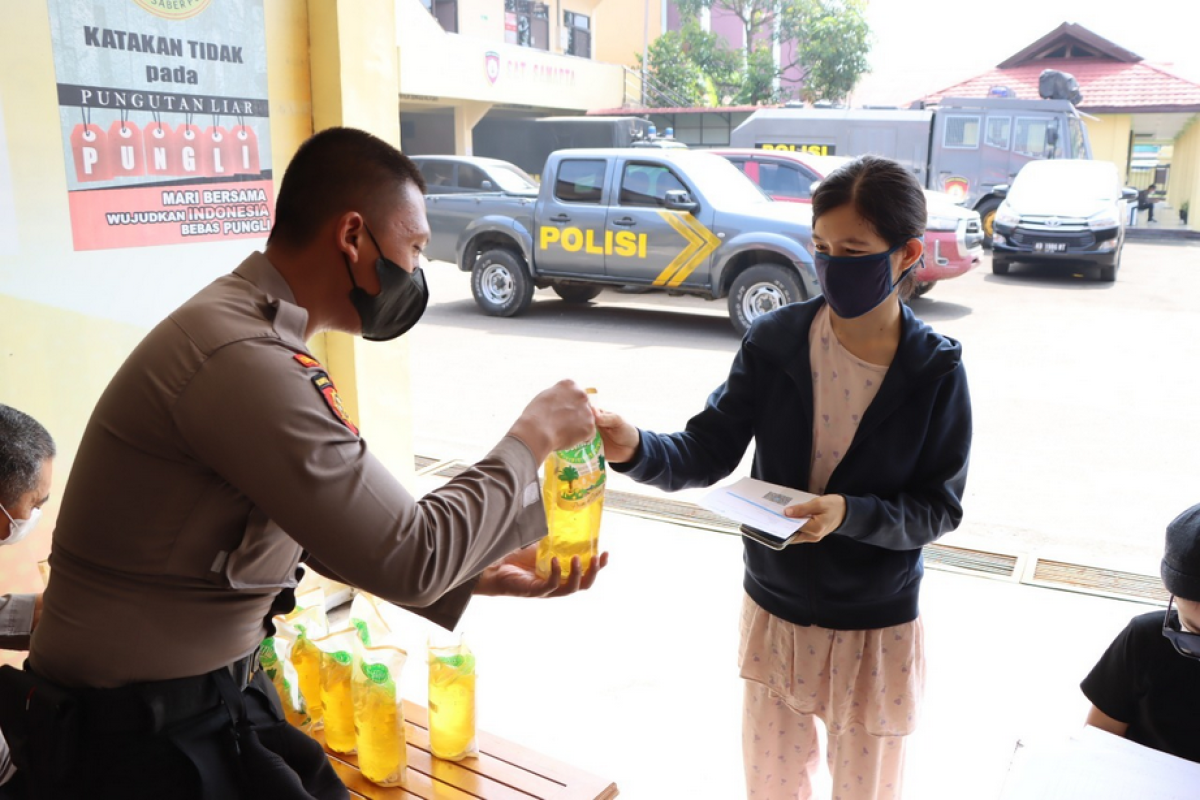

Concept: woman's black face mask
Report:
left=343, top=224, right=429, bottom=342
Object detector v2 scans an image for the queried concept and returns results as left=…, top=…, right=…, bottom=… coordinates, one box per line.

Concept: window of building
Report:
left=563, top=11, right=591, bottom=59
left=619, top=163, right=687, bottom=207
left=943, top=115, right=980, bottom=149
left=421, top=0, right=458, bottom=33
left=555, top=159, right=607, bottom=203
left=985, top=116, right=1011, bottom=150
left=505, top=0, right=549, bottom=50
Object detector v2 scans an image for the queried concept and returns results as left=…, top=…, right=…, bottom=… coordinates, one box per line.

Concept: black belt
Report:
left=71, top=650, right=263, bottom=735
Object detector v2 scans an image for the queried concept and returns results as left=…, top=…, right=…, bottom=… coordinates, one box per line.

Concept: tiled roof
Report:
left=921, top=59, right=1200, bottom=112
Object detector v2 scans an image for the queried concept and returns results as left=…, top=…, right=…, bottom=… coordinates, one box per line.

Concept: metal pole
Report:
left=641, top=0, right=649, bottom=106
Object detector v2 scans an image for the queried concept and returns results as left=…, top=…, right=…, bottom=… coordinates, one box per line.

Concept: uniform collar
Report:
left=232, top=252, right=309, bottom=345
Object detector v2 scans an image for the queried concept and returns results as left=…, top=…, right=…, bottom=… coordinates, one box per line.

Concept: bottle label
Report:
left=553, top=432, right=606, bottom=512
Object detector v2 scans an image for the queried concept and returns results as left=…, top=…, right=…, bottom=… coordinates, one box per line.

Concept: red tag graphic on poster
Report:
left=230, top=124, right=261, bottom=175
left=70, top=123, right=110, bottom=183
left=143, top=123, right=180, bottom=176
left=201, top=126, right=237, bottom=178
left=107, top=121, right=146, bottom=178
left=177, top=123, right=207, bottom=179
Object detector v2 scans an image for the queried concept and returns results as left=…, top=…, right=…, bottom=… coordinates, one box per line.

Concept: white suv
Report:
left=991, top=159, right=1137, bottom=282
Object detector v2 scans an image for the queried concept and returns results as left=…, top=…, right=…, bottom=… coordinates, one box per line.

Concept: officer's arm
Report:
left=173, top=341, right=545, bottom=623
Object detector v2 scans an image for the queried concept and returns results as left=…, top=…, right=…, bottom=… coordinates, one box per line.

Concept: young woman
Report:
left=597, top=155, right=973, bottom=799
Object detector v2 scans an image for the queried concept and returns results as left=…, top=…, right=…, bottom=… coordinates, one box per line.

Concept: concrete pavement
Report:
left=384, top=491, right=1157, bottom=799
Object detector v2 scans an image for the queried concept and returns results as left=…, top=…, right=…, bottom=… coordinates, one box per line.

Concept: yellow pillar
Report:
left=307, top=0, right=416, bottom=483
left=454, top=101, right=494, bottom=156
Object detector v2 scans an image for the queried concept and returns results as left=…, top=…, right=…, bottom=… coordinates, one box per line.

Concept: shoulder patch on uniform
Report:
left=311, top=372, right=360, bottom=436
left=293, top=353, right=322, bottom=369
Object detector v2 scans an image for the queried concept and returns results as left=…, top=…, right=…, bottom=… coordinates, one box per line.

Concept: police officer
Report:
left=6, top=128, right=606, bottom=799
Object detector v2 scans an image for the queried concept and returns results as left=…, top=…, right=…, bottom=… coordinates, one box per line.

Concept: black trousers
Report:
left=0, top=666, right=348, bottom=800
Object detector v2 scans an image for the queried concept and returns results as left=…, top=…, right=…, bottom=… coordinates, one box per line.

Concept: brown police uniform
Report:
left=32, top=252, right=545, bottom=690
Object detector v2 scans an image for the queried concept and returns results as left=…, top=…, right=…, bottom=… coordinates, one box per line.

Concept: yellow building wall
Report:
left=454, top=0, right=505, bottom=41
left=1084, top=114, right=1132, bottom=182
left=1169, top=117, right=1200, bottom=231
left=0, top=1, right=415, bottom=663
left=594, top=0, right=663, bottom=68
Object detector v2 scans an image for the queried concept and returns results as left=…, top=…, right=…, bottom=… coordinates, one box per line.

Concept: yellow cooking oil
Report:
left=354, top=668, right=406, bottom=785
left=536, top=398, right=605, bottom=582
left=315, top=633, right=357, bottom=754
left=428, top=650, right=477, bottom=762
left=291, top=637, right=324, bottom=726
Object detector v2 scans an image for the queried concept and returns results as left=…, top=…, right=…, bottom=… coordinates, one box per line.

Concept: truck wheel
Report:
left=552, top=283, right=603, bottom=303
left=913, top=280, right=935, bottom=297
left=471, top=249, right=535, bottom=317
left=728, top=264, right=804, bottom=336
left=977, top=198, right=1002, bottom=249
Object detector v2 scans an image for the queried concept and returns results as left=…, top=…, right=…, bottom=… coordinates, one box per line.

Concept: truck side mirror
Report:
left=1121, top=187, right=1138, bottom=201
left=663, top=190, right=699, bottom=212
left=481, top=180, right=493, bottom=190
left=992, top=185, right=1009, bottom=198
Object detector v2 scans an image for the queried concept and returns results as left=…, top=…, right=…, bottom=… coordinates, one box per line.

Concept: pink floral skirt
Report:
left=738, top=593, right=925, bottom=737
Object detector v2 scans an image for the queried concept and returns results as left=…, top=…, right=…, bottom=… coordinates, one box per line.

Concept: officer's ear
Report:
left=333, top=211, right=367, bottom=263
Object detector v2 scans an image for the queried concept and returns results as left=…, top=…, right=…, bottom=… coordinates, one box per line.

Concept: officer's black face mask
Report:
left=343, top=223, right=429, bottom=342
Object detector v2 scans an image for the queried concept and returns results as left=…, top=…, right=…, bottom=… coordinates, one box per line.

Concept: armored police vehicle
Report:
left=423, top=148, right=816, bottom=335
left=730, top=96, right=1093, bottom=245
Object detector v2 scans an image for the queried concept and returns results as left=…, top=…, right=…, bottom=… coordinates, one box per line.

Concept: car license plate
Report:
left=1034, top=242, right=1067, bottom=253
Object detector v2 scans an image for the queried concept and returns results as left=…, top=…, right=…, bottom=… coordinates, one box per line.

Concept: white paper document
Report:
left=1000, top=726, right=1200, bottom=799
left=700, top=477, right=816, bottom=541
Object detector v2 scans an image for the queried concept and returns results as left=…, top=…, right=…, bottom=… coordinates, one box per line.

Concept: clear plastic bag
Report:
left=427, top=635, right=478, bottom=762
left=312, top=629, right=358, bottom=754
left=260, top=630, right=309, bottom=729
left=283, top=589, right=329, bottom=728
left=353, top=643, right=408, bottom=785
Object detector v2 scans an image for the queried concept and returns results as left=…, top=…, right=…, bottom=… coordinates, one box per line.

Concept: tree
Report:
left=780, top=0, right=871, bottom=104
left=664, top=0, right=871, bottom=105
left=639, top=20, right=741, bottom=107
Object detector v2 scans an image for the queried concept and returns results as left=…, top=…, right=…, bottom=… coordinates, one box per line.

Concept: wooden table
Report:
left=313, top=701, right=618, bottom=799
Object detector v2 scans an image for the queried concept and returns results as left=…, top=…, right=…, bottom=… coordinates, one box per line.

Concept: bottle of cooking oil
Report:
left=428, top=635, right=477, bottom=762
left=536, top=388, right=605, bottom=582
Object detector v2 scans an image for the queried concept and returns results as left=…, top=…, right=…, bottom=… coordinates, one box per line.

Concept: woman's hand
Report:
left=594, top=408, right=640, bottom=464
left=783, top=494, right=847, bottom=544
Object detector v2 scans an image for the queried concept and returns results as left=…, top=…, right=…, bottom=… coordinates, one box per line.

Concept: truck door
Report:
left=534, top=157, right=611, bottom=280
left=605, top=161, right=716, bottom=287
left=929, top=111, right=984, bottom=206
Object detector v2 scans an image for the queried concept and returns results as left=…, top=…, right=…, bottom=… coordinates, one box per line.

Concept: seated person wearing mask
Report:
left=0, top=404, right=56, bottom=796
left=1081, top=502, right=1200, bottom=763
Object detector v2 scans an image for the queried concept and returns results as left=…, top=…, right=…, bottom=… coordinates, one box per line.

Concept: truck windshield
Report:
left=679, top=154, right=772, bottom=205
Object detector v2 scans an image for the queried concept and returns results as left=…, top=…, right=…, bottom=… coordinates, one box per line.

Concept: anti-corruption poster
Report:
left=46, top=0, right=273, bottom=251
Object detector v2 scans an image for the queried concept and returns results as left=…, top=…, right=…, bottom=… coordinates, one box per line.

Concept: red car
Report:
left=712, top=148, right=983, bottom=296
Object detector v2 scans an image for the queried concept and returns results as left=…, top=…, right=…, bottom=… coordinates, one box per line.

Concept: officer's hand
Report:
left=508, top=380, right=595, bottom=461
left=474, top=543, right=609, bottom=598
left=594, top=407, right=640, bottom=464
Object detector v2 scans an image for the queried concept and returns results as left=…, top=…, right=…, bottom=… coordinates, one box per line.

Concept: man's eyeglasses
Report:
left=1162, top=596, right=1200, bottom=660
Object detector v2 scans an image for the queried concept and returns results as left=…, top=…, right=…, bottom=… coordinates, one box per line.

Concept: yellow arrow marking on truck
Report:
left=652, top=211, right=722, bottom=287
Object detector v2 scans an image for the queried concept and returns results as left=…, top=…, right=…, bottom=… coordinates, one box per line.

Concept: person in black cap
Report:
left=1080, top=503, right=1200, bottom=762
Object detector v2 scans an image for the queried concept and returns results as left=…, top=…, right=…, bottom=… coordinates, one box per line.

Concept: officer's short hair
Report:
left=269, top=127, right=427, bottom=247
left=0, top=405, right=56, bottom=508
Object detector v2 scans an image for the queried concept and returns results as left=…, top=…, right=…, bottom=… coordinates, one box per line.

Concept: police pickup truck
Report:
left=423, top=148, right=817, bottom=335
